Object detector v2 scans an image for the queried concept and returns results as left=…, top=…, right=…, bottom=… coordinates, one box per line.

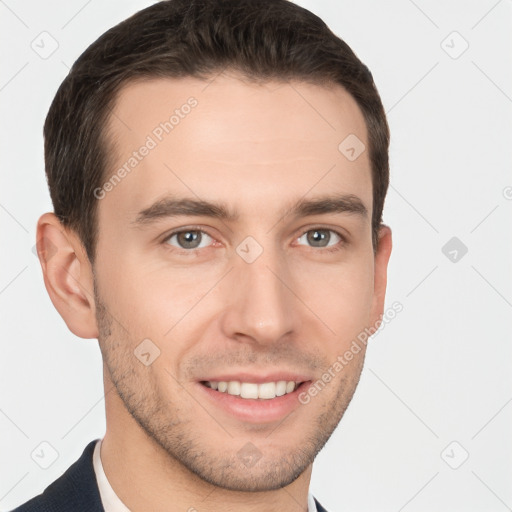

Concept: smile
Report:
left=201, top=380, right=303, bottom=400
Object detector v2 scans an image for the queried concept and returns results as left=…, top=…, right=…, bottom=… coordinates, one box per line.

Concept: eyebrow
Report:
left=131, top=193, right=368, bottom=227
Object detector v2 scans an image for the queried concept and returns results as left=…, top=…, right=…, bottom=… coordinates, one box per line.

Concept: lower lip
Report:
left=197, top=381, right=311, bottom=423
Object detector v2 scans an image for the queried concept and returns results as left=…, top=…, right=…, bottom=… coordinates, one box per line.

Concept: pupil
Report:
left=179, top=231, right=200, bottom=248
left=308, top=229, right=329, bottom=247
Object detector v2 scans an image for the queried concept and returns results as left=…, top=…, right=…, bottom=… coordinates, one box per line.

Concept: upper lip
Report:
left=198, top=372, right=312, bottom=384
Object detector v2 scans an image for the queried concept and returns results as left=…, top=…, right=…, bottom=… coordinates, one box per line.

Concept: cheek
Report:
left=94, top=255, right=165, bottom=342
left=98, top=257, right=219, bottom=356
left=296, top=258, right=375, bottom=340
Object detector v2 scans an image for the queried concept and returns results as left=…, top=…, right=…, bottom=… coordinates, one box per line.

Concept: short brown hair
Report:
left=44, top=0, right=389, bottom=263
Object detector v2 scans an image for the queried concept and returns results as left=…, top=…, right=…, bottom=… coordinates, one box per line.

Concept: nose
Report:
left=218, top=244, right=301, bottom=346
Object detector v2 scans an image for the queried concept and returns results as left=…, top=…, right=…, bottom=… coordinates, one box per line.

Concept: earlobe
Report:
left=35, top=212, right=99, bottom=339
left=369, top=224, right=393, bottom=328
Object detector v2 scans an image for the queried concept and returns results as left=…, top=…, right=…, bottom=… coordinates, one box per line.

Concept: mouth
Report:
left=197, top=378, right=312, bottom=423
left=200, top=379, right=305, bottom=400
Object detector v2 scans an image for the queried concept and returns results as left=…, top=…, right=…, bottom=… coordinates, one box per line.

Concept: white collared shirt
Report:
left=92, top=439, right=319, bottom=511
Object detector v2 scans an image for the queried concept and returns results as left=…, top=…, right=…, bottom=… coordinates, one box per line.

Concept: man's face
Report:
left=93, top=74, right=388, bottom=491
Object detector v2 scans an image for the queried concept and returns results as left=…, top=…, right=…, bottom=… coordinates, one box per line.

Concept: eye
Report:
left=161, top=227, right=346, bottom=254
left=164, top=229, right=214, bottom=250
left=296, top=228, right=345, bottom=251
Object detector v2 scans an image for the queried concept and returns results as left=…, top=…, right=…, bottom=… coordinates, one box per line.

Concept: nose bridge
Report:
left=220, top=238, right=299, bottom=344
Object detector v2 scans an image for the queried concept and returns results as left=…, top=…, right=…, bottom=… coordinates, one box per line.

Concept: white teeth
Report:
left=275, top=380, right=287, bottom=396
left=227, top=381, right=241, bottom=396
left=258, top=382, right=276, bottom=399
left=240, top=382, right=259, bottom=399
left=204, top=380, right=301, bottom=399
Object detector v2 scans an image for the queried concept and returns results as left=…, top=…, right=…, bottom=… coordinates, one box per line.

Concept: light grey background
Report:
left=1, top=1, right=511, bottom=511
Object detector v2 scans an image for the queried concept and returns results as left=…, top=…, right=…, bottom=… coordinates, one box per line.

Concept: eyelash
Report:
left=161, top=226, right=347, bottom=255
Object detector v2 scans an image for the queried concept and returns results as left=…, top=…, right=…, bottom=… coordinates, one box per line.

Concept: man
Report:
left=14, top=0, right=392, bottom=510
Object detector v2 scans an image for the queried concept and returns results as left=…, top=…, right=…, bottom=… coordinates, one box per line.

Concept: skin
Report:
left=36, top=72, right=392, bottom=512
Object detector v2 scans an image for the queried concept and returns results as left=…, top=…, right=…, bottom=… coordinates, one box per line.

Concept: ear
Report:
left=35, top=212, right=99, bottom=339
left=369, top=224, right=392, bottom=328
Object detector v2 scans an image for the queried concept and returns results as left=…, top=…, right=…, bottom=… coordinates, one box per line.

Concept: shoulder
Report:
left=9, top=440, right=103, bottom=512
left=314, top=496, right=330, bottom=512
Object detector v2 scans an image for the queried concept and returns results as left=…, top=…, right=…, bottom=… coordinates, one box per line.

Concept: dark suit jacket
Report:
left=11, top=440, right=328, bottom=512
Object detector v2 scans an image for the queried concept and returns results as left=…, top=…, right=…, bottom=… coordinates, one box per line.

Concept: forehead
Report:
left=101, top=74, right=372, bottom=222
